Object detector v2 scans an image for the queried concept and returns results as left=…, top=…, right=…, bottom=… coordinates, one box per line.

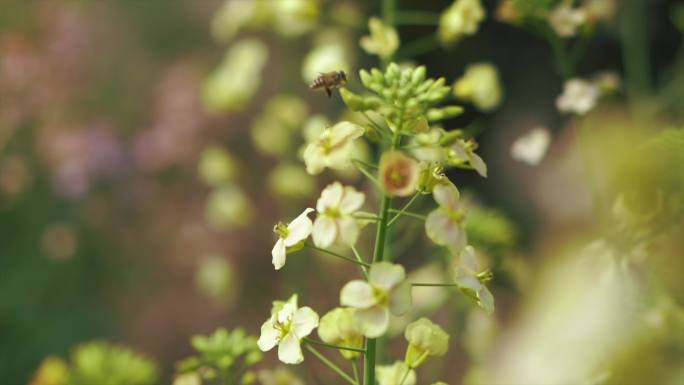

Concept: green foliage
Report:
left=67, top=341, right=158, bottom=385
left=513, top=0, right=559, bottom=15
left=177, top=328, right=262, bottom=383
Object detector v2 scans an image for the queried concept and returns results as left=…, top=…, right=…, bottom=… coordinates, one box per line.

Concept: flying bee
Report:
left=309, top=70, right=347, bottom=98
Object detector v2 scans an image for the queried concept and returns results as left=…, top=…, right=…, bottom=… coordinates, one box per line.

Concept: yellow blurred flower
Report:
left=198, top=146, right=237, bottom=187
left=205, top=185, right=253, bottom=228
left=548, top=3, right=586, bottom=37
left=29, top=357, right=68, bottom=385
left=360, top=17, right=400, bottom=60
left=453, top=63, right=503, bottom=111
left=439, top=0, right=486, bottom=45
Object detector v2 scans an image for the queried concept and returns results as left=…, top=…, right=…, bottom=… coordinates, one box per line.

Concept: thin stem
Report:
left=411, top=282, right=459, bottom=287
left=353, top=360, right=361, bottom=385
left=362, top=111, right=390, bottom=139
left=388, top=209, right=425, bottom=221
left=353, top=213, right=380, bottom=221
left=396, top=34, right=440, bottom=61
left=304, top=338, right=366, bottom=354
left=352, top=159, right=381, bottom=188
left=305, top=244, right=371, bottom=268
left=388, top=193, right=421, bottom=226
left=395, top=11, right=440, bottom=26
left=352, top=158, right=378, bottom=169
left=545, top=26, right=572, bottom=79
left=351, top=245, right=369, bottom=277
left=305, top=344, right=358, bottom=385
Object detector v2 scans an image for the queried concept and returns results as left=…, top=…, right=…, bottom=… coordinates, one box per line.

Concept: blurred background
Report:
left=1, top=0, right=683, bottom=384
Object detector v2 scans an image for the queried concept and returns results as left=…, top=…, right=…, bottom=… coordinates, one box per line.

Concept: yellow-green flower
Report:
left=302, top=121, right=365, bottom=175
left=317, top=307, right=364, bottom=359
left=453, top=63, right=503, bottom=112
left=439, top=0, right=486, bottom=45
left=377, top=361, right=416, bottom=385
left=198, top=146, right=236, bottom=187
left=404, top=318, right=450, bottom=367
left=360, top=17, right=400, bottom=60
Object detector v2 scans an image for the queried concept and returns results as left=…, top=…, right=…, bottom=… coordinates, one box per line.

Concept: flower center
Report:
left=372, top=286, right=389, bottom=305
left=324, top=207, right=341, bottom=218
left=274, top=222, right=290, bottom=238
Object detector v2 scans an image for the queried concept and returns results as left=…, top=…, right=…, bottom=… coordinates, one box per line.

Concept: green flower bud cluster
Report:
left=68, top=341, right=158, bottom=385
left=342, top=63, right=462, bottom=134
left=177, top=328, right=262, bottom=382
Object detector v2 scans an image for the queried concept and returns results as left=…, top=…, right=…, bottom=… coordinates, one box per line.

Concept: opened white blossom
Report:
left=453, top=63, right=503, bottom=111
left=257, top=295, right=319, bottom=365
left=377, top=361, right=417, bottom=385
left=425, top=182, right=468, bottom=253
left=510, top=127, right=551, bottom=166
left=302, top=121, right=365, bottom=175
left=271, top=208, right=314, bottom=270
left=317, top=307, right=364, bottom=359
left=404, top=317, right=450, bottom=368
left=438, top=0, right=486, bottom=45
left=454, top=246, right=494, bottom=314
left=340, top=262, right=412, bottom=338
left=556, top=78, right=600, bottom=115
left=360, top=17, right=400, bottom=60
left=548, top=3, right=586, bottom=37
left=312, top=182, right=365, bottom=248
left=448, top=138, right=487, bottom=177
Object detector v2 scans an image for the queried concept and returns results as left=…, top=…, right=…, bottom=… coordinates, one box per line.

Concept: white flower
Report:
left=312, top=182, right=365, bottom=248
left=317, top=307, right=364, bottom=359
left=453, top=63, right=503, bottom=111
left=556, top=78, right=600, bottom=115
left=302, top=121, right=365, bottom=175
left=258, top=295, right=319, bottom=365
left=340, top=262, right=412, bottom=338
left=510, top=127, right=551, bottom=166
left=272, top=208, right=314, bottom=270
left=454, top=246, right=494, bottom=314
left=377, top=361, right=417, bottom=385
left=360, top=17, right=400, bottom=60
left=548, top=4, right=586, bottom=37
left=439, top=0, right=486, bottom=45
left=448, top=139, right=487, bottom=177
left=425, top=182, right=467, bottom=253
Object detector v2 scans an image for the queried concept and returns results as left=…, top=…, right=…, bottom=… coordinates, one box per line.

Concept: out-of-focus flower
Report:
left=302, top=29, right=353, bottom=83
left=257, top=294, right=319, bottom=365
left=379, top=151, right=420, bottom=197
left=360, top=17, right=400, bottom=60
left=495, top=0, right=522, bottom=24
left=172, top=373, right=201, bottom=385
left=583, top=0, right=617, bottom=23
left=29, top=357, right=68, bottom=385
left=556, top=78, right=599, bottom=115
left=318, top=307, right=364, bottom=359
left=510, top=127, right=551, bottom=166
left=211, top=0, right=262, bottom=42
left=205, top=185, right=253, bottom=229
left=592, top=71, right=621, bottom=95
left=41, top=223, right=78, bottom=261
left=195, top=255, right=235, bottom=304
left=273, top=0, right=320, bottom=38
left=404, top=318, right=450, bottom=368
left=548, top=4, right=586, bottom=37
left=312, top=182, right=365, bottom=248
left=454, top=246, right=494, bottom=314
left=439, top=0, right=486, bottom=45
left=257, top=367, right=305, bottom=385
left=198, top=146, right=237, bottom=187
left=448, top=138, right=487, bottom=177
left=340, top=262, right=412, bottom=337
left=302, top=121, right=364, bottom=175
left=377, top=361, right=416, bottom=385
left=69, top=341, right=158, bottom=385
left=203, top=39, right=268, bottom=112
left=268, top=163, right=316, bottom=199
left=426, top=182, right=467, bottom=253
left=251, top=115, right=294, bottom=156
left=271, top=208, right=314, bottom=270
left=453, top=63, right=503, bottom=112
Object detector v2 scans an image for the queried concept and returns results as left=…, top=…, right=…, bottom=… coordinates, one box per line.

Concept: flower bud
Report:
left=404, top=318, right=450, bottom=368
left=426, top=105, right=464, bottom=121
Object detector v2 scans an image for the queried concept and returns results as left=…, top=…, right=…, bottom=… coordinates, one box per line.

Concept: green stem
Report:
left=396, top=34, right=440, bottom=61
left=353, top=360, right=361, bottom=385
left=620, top=0, right=652, bottom=108
left=305, top=344, right=359, bottom=385
left=388, top=193, right=421, bottom=226
left=388, top=209, right=425, bottom=221
left=411, top=282, right=459, bottom=287
left=304, top=338, right=366, bottom=353
left=395, top=11, right=440, bottom=26
left=351, top=245, right=370, bottom=277
left=352, top=159, right=382, bottom=188
left=306, top=244, right=371, bottom=268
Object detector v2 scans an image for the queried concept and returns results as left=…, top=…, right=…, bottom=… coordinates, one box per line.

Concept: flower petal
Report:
left=338, top=216, right=360, bottom=246
left=303, top=143, right=325, bottom=175
left=257, top=318, right=279, bottom=352
left=272, top=238, right=287, bottom=270
left=425, top=210, right=466, bottom=251
left=460, top=245, right=478, bottom=271
left=293, top=306, right=319, bottom=338
left=369, top=262, right=405, bottom=290
left=312, top=216, right=337, bottom=248
left=340, top=280, right=376, bottom=308
left=317, top=182, right=344, bottom=212
left=330, top=121, right=364, bottom=146
left=389, top=281, right=412, bottom=316
left=469, top=152, right=487, bottom=177
left=478, top=286, right=495, bottom=314
left=355, top=305, right=389, bottom=338
left=339, top=186, right=365, bottom=213
left=432, top=182, right=460, bottom=210
left=284, top=208, right=314, bottom=247
left=277, top=332, right=304, bottom=364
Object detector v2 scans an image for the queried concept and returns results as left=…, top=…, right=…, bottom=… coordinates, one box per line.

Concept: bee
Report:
left=309, top=70, right=347, bottom=98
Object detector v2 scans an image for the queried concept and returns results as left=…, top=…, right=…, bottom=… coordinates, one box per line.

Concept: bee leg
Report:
left=325, top=87, right=332, bottom=98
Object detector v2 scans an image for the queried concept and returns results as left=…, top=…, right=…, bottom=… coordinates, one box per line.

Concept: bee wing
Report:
left=325, top=87, right=332, bottom=98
